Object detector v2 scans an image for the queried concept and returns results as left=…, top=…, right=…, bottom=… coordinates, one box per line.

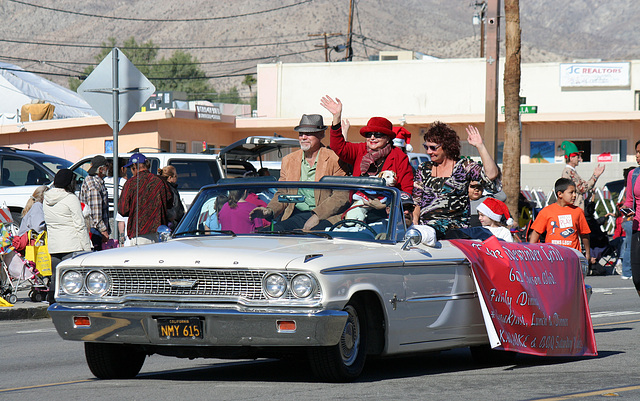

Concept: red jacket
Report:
left=330, top=125, right=414, bottom=194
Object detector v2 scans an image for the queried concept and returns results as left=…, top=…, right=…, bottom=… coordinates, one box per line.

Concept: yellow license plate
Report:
left=157, top=318, right=203, bottom=339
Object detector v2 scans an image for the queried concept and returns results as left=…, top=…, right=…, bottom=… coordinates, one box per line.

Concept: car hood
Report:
left=68, top=236, right=404, bottom=270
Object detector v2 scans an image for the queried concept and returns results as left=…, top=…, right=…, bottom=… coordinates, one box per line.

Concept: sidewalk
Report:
left=0, top=289, right=50, bottom=321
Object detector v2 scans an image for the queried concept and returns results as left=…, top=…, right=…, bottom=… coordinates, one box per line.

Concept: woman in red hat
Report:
left=320, top=95, right=414, bottom=194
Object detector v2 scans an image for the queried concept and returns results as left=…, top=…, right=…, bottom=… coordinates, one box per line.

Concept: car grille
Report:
left=95, top=268, right=320, bottom=301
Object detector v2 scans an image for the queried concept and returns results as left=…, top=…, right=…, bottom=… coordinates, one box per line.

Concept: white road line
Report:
left=590, top=311, right=640, bottom=318
left=591, top=287, right=636, bottom=293
left=16, top=328, right=57, bottom=334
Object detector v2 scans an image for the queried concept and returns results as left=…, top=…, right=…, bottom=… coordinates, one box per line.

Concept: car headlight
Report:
left=263, top=273, right=287, bottom=298
left=291, top=274, right=316, bottom=298
left=61, top=271, right=83, bottom=294
left=86, top=271, right=110, bottom=296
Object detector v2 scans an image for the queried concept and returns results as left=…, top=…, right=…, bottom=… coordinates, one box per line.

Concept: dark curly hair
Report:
left=423, top=121, right=460, bottom=160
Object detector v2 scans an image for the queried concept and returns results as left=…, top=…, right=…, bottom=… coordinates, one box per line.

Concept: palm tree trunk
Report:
left=503, top=0, right=522, bottom=225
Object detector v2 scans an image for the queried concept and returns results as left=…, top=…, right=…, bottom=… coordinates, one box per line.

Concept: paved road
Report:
left=0, top=275, right=638, bottom=401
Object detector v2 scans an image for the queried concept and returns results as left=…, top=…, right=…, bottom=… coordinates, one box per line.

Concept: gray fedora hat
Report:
left=294, top=114, right=328, bottom=133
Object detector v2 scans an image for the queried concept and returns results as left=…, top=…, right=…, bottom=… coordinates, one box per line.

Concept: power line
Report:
left=355, top=34, right=417, bottom=53
left=0, top=36, right=321, bottom=50
left=0, top=47, right=323, bottom=68
left=0, top=48, right=324, bottom=80
left=8, top=0, right=313, bottom=22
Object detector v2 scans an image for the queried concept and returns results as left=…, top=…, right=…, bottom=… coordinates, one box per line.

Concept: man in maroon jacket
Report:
left=118, top=153, right=173, bottom=245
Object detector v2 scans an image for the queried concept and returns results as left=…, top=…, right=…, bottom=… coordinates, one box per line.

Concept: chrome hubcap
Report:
left=339, top=305, right=360, bottom=366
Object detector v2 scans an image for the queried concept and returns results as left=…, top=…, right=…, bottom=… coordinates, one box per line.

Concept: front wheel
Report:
left=85, top=343, right=146, bottom=379
left=308, top=299, right=368, bottom=382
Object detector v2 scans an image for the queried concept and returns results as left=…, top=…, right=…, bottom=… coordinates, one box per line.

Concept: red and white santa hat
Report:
left=477, top=197, right=513, bottom=226
left=392, top=126, right=414, bottom=152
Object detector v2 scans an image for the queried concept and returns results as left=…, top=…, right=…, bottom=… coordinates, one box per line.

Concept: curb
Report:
left=0, top=302, right=50, bottom=321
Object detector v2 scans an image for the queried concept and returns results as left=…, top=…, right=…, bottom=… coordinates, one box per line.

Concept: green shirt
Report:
left=296, top=153, right=317, bottom=211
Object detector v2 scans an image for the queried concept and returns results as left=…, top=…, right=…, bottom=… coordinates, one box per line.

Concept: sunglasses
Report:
left=469, top=184, right=483, bottom=190
left=423, top=143, right=442, bottom=151
left=363, top=132, right=388, bottom=139
left=403, top=205, right=415, bottom=213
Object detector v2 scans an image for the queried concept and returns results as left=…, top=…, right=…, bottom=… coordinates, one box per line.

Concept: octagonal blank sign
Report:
left=78, top=48, right=155, bottom=132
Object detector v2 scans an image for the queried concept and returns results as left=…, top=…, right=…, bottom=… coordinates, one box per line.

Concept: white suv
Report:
left=70, top=151, right=225, bottom=210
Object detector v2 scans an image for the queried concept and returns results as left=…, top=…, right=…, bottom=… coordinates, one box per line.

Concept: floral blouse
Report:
left=413, top=158, right=501, bottom=238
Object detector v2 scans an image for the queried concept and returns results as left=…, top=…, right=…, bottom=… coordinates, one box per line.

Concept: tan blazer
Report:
left=268, top=147, right=349, bottom=221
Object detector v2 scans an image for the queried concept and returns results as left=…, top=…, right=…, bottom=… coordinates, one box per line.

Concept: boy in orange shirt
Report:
left=530, top=178, right=591, bottom=262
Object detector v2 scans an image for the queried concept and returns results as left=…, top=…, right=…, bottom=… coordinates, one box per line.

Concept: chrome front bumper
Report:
left=48, top=303, right=348, bottom=347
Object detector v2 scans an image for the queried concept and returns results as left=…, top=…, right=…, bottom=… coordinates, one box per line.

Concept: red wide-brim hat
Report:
left=359, top=117, right=395, bottom=139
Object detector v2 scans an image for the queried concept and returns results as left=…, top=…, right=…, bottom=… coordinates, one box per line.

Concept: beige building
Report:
left=1, top=58, right=639, bottom=190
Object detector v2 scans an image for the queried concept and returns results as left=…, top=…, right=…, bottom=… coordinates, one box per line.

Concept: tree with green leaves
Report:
left=242, top=74, right=257, bottom=93
left=69, top=37, right=221, bottom=102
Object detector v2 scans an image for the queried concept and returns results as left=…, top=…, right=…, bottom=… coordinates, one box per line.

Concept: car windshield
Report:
left=34, top=154, right=73, bottom=174
left=174, top=179, right=407, bottom=242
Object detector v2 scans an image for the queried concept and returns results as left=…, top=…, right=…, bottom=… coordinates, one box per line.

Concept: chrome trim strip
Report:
left=320, top=263, right=402, bottom=273
left=320, top=258, right=469, bottom=274
left=402, top=258, right=469, bottom=267
left=405, top=292, right=478, bottom=303
left=54, top=294, right=323, bottom=308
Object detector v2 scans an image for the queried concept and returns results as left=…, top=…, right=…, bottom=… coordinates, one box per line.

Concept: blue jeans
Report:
left=622, top=220, right=632, bottom=277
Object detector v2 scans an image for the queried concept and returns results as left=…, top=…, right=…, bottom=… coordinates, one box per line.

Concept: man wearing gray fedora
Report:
left=251, top=114, right=349, bottom=231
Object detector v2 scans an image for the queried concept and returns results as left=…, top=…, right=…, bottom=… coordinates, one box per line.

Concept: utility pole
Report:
left=503, top=0, right=522, bottom=224
left=346, top=0, right=354, bottom=61
left=480, top=15, right=485, bottom=58
left=309, top=33, right=342, bottom=62
left=484, top=0, right=500, bottom=160
left=473, top=1, right=488, bottom=58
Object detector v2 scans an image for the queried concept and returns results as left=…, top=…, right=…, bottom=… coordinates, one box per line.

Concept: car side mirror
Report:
left=402, top=228, right=422, bottom=250
left=157, top=225, right=171, bottom=242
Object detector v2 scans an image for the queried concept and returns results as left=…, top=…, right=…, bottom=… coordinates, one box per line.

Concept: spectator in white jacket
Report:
left=43, top=169, right=91, bottom=303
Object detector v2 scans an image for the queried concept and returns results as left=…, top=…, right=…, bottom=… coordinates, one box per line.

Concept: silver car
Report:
left=48, top=177, right=589, bottom=382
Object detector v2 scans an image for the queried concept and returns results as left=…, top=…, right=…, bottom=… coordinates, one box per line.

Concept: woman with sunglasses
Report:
left=413, top=121, right=501, bottom=239
left=321, top=95, right=414, bottom=194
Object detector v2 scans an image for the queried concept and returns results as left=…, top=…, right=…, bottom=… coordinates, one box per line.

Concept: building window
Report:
left=572, top=140, right=591, bottom=162
left=176, top=142, right=186, bottom=153
left=160, top=140, right=171, bottom=153
left=530, top=141, right=555, bottom=163
left=635, top=91, right=640, bottom=111
left=191, top=141, right=204, bottom=153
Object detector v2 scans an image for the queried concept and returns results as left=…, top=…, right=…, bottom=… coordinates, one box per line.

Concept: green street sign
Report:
left=500, top=105, right=538, bottom=114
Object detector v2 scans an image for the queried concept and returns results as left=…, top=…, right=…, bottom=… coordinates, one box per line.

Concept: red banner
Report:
left=450, top=237, right=597, bottom=356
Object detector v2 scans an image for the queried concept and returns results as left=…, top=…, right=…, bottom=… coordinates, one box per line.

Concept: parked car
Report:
left=0, top=147, right=73, bottom=224
left=48, top=177, right=591, bottom=382
left=407, top=152, right=430, bottom=171
left=218, top=135, right=299, bottom=178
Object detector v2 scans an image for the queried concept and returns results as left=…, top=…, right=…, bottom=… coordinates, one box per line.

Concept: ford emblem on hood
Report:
left=167, top=279, right=199, bottom=289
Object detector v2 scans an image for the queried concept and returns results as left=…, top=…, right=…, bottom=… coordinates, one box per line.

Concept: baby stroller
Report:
left=0, top=224, right=50, bottom=304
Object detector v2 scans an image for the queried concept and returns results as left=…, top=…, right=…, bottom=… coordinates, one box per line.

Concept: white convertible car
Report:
left=48, top=177, right=591, bottom=382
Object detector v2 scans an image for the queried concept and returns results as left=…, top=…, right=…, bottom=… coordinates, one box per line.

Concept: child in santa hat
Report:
left=476, top=197, right=514, bottom=242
